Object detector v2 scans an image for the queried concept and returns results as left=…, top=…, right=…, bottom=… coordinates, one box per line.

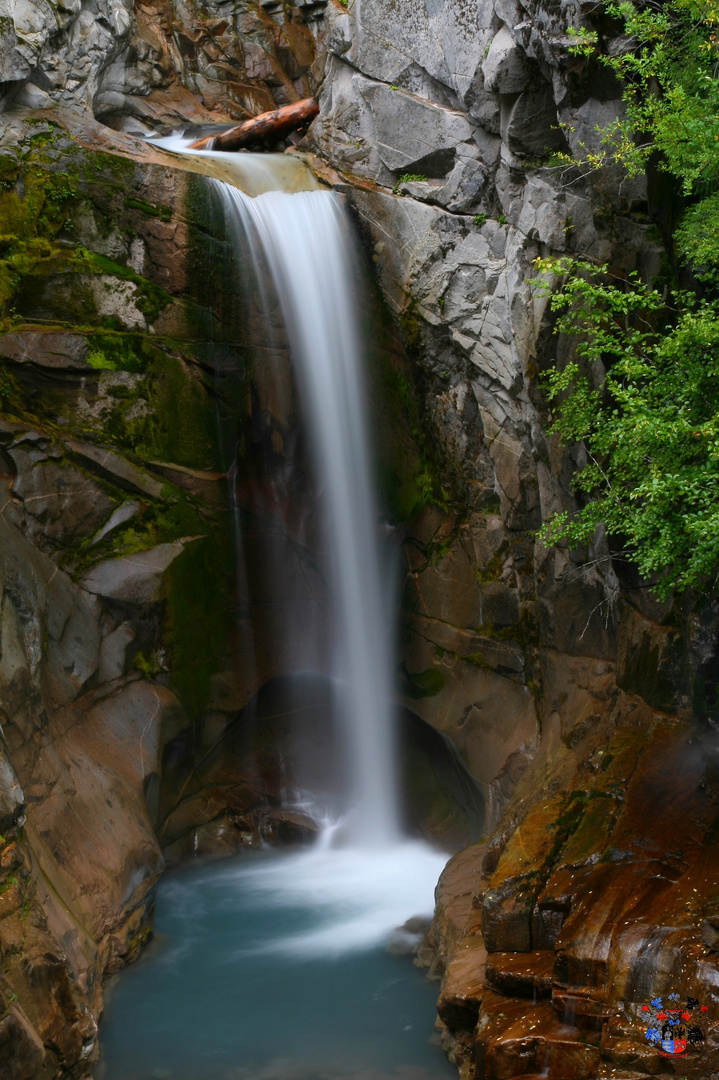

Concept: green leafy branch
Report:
left=535, top=255, right=719, bottom=596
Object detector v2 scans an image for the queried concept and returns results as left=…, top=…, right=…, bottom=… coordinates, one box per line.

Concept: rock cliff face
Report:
left=0, top=0, right=718, bottom=1078
left=303, top=0, right=655, bottom=812
left=303, top=3, right=719, bottom=1077
left=0, top=0, right=327, bottom=127
left=0, top=94, right=480, bottom=1080
left=301, top=2, right=719, bottom=1077
left=0, top=115, right=245, bottom=1076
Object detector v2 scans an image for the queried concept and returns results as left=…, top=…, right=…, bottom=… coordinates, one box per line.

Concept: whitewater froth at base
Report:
left=225, top=835, right=449, bottom=958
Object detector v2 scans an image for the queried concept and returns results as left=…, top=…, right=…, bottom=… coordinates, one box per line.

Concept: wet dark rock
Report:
left=10, top=453, right=115, bottom=548
left=0, top=1002, right=46, bottom=1080
left=0, top=739, right=24, bottom=833
left=486, top=749, right=531, bottom=836
left=80, top=542, right=187, bottom=604
left=65, top=439, right=165, bottom=500
left=485, top=950, right=554, bottom=998
left=426, top=702, right=719, bottom=1079
left=159, top=674, right=486, bottom=866
left=506, top=80, right=568, bottom=158
left=702, top=920, right=719, bottom=952
left=617, top=605, right=687, bottom=713
left=0, top=332, right=90, bottom=371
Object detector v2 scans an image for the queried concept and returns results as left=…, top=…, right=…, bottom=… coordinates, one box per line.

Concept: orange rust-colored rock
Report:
left=485, top=951, right=554, bottom=999
left=475, top=992, right=603, bottom=1080
left=427, top=688, right=719, bottom=1080
left=438, top=937, right=487, bottom=1030
left=482, top=794, right=567, bottom=953
left=425, top=841, right=487, bottom=972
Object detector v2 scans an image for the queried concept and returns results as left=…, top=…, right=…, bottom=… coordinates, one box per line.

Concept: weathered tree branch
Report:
left=189, top=98, right=319, bottom=152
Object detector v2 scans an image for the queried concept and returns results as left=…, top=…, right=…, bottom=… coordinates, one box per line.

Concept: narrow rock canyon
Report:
left=0, top=1, right=717, bottom=1078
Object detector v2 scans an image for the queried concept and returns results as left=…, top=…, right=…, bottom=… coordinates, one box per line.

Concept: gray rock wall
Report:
left=0, top=0, right=687, bottom=903
left=304, top=0, right=669, bottom=818
left=0, top=0, right=329, bottom=129
left=305, top=16, right=719, bottom=1074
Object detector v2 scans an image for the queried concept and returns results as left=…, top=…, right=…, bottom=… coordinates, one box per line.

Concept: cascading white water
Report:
left=97, top=141, right=461, bottom=1080
left=214, top=181, right=400, bottom=847
left=147, top=138, right=449, bottom=955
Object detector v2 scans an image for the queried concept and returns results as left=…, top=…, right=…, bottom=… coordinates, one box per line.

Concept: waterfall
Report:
left=135, top=139, right=450, bottom=957
left=213, top=179, right=400, bottom=845
left=95, top=152, right=457, bottom=1080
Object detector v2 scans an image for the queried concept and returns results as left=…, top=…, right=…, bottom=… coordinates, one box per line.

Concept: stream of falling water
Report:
left=213, top=180, right=400, bottom=846
left=98, top=143, right=453, bottom=1079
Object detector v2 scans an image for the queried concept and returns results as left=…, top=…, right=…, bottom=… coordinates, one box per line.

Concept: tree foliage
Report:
left=537, top=261, right=719, bottom=596
left=539, top=0, right=719, bottom=596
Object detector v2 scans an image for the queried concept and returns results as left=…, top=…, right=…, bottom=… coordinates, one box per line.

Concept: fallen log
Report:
left=189, top=98, right=319, bottom=152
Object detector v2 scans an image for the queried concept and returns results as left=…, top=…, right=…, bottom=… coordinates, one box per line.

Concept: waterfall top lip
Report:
left=146, top=131, right=321, bottom=197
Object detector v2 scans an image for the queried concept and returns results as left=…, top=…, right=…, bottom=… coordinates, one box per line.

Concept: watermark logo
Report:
left=642, top=993, right=708, bottom=1057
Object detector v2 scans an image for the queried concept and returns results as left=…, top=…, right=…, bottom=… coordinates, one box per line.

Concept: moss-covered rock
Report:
left=0, top=116, right=243, bottom=1079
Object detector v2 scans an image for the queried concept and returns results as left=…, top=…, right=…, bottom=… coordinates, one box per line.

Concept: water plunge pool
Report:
left=98, top=842, right=456, bottom=1080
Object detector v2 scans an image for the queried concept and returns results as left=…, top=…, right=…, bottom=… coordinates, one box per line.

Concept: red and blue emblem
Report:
left=641, top=993, right=708, bottom=1056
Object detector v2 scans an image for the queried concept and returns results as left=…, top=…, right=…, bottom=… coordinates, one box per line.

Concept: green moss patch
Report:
left=366, top=294, right=445, bottom=522
left=0, top=122, right=234, bottom=728
left=140, top=349, right=218, bottom=469
left=401, top=666, right=447, bottom=698
left=162, top=522, right=233, bottom=721
left=78, top=250, right=172, bottom=324
left=0, top=126, right=176, bottom=334
left=85, top=332, right=147, bottom=372
left=124, top=196, right=172, bottom=223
